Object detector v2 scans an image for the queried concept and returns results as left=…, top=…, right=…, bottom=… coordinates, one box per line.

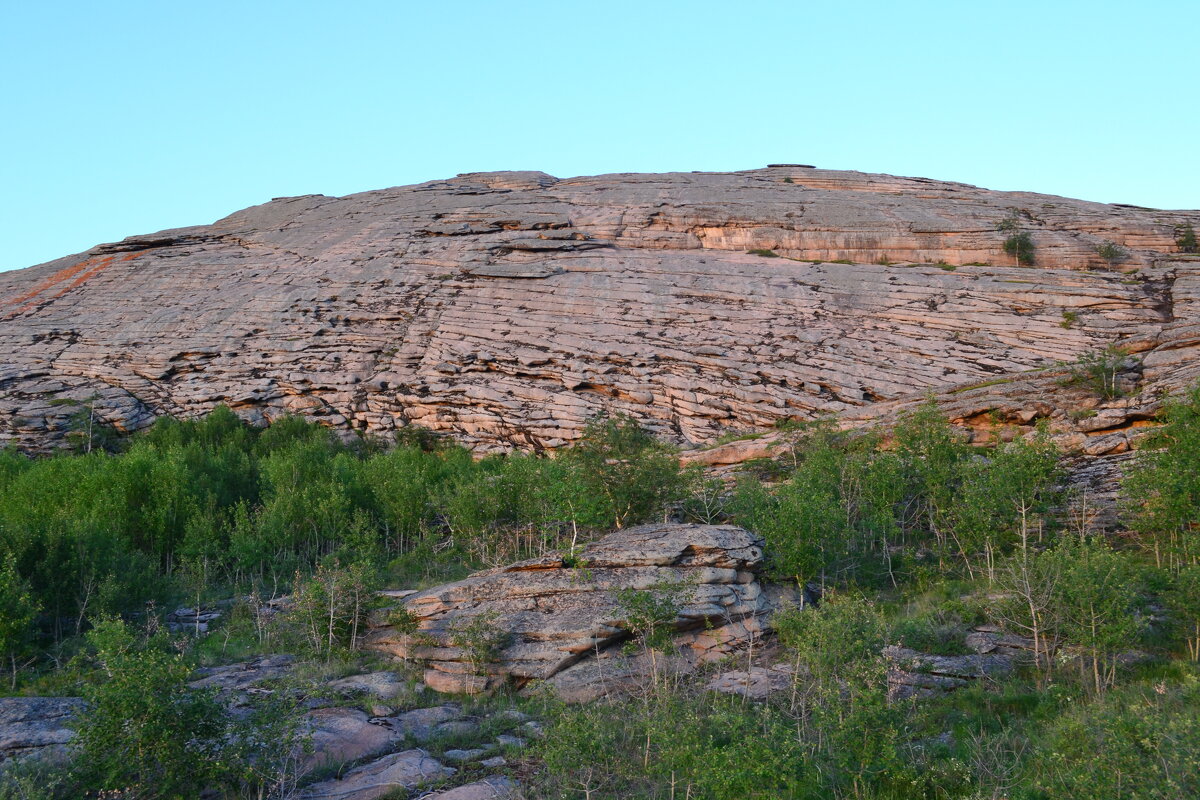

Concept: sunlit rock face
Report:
left=1, top=166, right=1198, bottom=452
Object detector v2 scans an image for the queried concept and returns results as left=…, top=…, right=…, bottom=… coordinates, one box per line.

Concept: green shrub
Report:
left=1003, top=231, right=1035, bottom=265
left=1025, top=677, right=1200, bottom=799
left=560, top=413, right=685, bottom=531
left=1122, top=383, right=1200, bottom=569
left=1176, top=222, right=1198, bottom=254
left=1095, top=239, right=1130, bottom=266
left=72, top=619, right=230, bottom=798
left=998, top=212, right=1036, bottom=266
left=747, top=248, right=780, bottom=257
left=1064, top=344, right=1131, bottom=400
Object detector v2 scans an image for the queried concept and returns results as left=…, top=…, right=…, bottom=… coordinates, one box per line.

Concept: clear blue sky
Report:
left=3, top=1, right=1197, bottom=272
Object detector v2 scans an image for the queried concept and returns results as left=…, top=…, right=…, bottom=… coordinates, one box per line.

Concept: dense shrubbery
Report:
left=0, top=408, right=691, bottom=656
left=731, top=405, right=1061, bottom=592
left=5, top=385, right=1200, bottom=799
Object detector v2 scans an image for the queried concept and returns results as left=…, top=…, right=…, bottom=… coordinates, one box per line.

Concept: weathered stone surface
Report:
left=884, top=645, right=1014, bottom=700
left=706, top=665, right=796, bottom=700
left=188, top=654, right=295, bottom=692
left=372, top=704, right=463, bottom=742
left=0, top=697, right=83, bottom=764
left=305, top=707, right=397, bottom=769
left=299, top=748, right=453, bottom=800
left=326, top=671, right=414, bottom=701
left=367, top=523, right=777, bottom=695
left=2, top=168, right=1198, bottom=457
left=422, top=776, right=517, bottom=799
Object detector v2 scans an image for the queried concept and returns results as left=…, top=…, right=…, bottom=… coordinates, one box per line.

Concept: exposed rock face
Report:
left=0, top=697, right=83, bottom=764
left=367, top=523, right=778, bottom=695
left=2, top=167, right=1198, bottom=453
left=884, top=645, right=1015, bottom=700
left=299, top=748, right=453, bottom=800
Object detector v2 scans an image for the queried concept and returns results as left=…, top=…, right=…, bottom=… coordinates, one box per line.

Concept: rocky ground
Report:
left=0, top=522, right=1055, bottom=798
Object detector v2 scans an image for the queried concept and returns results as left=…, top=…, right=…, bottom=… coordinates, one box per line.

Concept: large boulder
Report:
left=367, top=523, right=782, bottom=695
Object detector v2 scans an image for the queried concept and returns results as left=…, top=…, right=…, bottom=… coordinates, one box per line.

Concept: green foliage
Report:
left=291, top=560, right=380, bottom=660
left=72, top=618, right=230, bottom=798
left=1003, top=231, right=1036, bottom=265
left=1060, top=309, right=1078, bottom=328
left=614, top=578, right=693, bottom=653
left=1064, top=344, right=1131, bottom=400
left=0, top=406, right=689, bottom=655
left=947, top=433, right=1061, bottom=580
left=1176, top=222, right=1199, bottom=254
left=0, top=556, right=38, bottom=684
left=1095, top=239, right=1130, bottom=266
left=732, top=422, right=903, bottom=589
left=990, top=535, right=1145, bottom=692
left=747, top=248, right=780, bottom=257
left=535, top=692, right=808, bottom=799
left=774, top=593, right=888, bottom=680
left=560, top=412, right=685, bottom=530
left=1123, top=384, right=1200, bottom=568
left=448, top=610, right=512, bottom=676
left=1164, top=565, right=1200, bottom=660
left=1025, top=676, right=1200, bottom=799
left=730, top=402, right=1058, bottom=590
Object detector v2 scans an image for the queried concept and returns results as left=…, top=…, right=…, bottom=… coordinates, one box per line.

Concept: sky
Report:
left=2, top=0, right=1198, bottom=272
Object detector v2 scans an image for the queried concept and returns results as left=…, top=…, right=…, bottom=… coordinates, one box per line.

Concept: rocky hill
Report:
left=2, top=166, right=1199, bottom=457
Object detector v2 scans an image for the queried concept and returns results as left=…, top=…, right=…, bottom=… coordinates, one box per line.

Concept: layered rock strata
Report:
left=2, top=167, right=1198, bottom=453
left=366, top=523, right=775, bottom=694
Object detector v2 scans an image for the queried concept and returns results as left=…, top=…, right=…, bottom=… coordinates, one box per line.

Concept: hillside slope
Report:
left=1, top=166, right=1198, bottom=452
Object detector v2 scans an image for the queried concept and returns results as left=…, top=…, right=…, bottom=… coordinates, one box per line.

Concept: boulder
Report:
left=3, top=165, right=1197, bottom=467
left=299, top=748, right=453, bottom=800
left=305, top=707, right=396, bottom=769
left=367, top=523, right=779, bottom=695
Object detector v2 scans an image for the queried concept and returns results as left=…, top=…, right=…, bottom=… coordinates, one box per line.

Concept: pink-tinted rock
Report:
left=0, top=167, right=1196, bottom=457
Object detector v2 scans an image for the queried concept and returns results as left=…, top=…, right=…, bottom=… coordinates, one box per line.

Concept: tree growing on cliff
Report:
left=998, top=212, right=1036, bottom=266
left=1176, top=222, right=1198, bottom=254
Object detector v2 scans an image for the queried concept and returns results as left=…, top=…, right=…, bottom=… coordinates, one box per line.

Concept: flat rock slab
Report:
left=0, top=697, right=84, bottom=763
left=327, top=671, right=416, bottom=701
left=372, top=704, right=462, bottom=742
left=368, top=523, right=771, bottom=695
left=306, top=707, right=397, bottom=769
left=884, top=645, right=1014, bottom=700
left=423, top=776, right=517, bottom=799
left=706, top=665, right=796, bottom=700
left=189, top=654, right=296, bottom=692
left=300, top=748, right=453, bottom=800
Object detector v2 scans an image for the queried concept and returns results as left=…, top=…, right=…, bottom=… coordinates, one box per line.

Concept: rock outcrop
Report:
left=2, top=167, right=1198, bottom=455
left=0, top=697, right=83, bottom=764
left=367, top=523, right=781, bottom=695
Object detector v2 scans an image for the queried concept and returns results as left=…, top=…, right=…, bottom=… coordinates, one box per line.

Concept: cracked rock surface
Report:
left=2, top=167, right=1198, bottom=454
left=366, top=523, right=777, bottom=695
